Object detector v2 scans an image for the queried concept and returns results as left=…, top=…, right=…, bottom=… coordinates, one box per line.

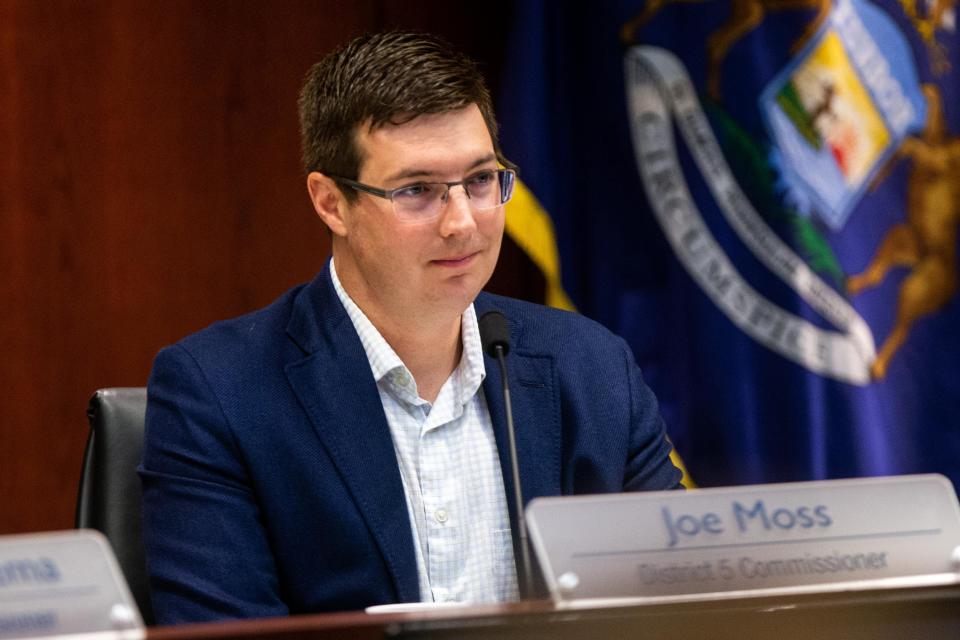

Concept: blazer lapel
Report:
left=477, top=297, right=562, bottom=537
left=284, top=265, right=420, bottom=603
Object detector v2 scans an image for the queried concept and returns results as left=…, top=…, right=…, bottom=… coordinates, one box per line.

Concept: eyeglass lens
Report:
left=392, top=170, right=515, bottom=219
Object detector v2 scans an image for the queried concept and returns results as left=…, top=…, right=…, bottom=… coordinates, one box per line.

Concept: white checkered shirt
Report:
left=330, top=262, right=519, bottom=604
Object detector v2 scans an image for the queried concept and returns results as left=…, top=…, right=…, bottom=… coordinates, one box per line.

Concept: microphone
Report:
left=478, top=310, right=534, bottom=599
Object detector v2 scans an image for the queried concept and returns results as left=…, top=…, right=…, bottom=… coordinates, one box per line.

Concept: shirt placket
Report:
left=418, top=388, right=466, bottom=602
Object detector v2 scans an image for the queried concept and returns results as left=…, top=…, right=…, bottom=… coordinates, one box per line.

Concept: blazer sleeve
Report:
left=620, top=336, right=684, bottom=491
left=139, top=344, right=289, bottom=624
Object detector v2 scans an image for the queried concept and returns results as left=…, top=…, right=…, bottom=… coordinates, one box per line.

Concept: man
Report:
left=140, top=31, right=681, bottom=625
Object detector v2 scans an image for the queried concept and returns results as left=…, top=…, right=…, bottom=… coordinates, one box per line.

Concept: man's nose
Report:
left=438, top=185, right=477, bottom=236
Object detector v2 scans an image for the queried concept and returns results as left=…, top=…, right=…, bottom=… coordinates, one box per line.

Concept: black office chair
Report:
left=76, top=387, right=155, bottom=625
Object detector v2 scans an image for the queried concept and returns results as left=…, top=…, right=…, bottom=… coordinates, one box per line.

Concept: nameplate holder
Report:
left=0, top=530, right=144, bottom=639
left=526, top=474, right=960, bottom=607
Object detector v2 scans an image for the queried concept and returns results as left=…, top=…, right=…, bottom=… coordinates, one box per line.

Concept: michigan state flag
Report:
left=499, top=1, right=960, bottom=487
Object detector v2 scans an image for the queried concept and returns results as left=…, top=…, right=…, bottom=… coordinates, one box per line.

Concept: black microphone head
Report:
left=478, top=311, right=511, bottom=357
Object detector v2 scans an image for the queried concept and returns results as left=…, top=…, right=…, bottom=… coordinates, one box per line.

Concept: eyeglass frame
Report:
left=328, top=168, right=517, bottom=222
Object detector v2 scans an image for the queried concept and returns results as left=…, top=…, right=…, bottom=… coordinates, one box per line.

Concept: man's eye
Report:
left=394, top=183, right=434, bottom=199
left=466, top=171, right=495, bottom=186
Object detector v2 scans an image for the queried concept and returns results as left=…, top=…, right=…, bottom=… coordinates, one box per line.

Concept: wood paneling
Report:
left=0, top=1, right=530, bottom=534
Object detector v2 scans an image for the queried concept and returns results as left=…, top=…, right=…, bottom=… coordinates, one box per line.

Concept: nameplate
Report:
left=0, top=530, right=143, bottom=639
left=526, top=474, right=960, bottom=605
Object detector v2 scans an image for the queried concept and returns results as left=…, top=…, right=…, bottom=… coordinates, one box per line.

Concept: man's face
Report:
left=331, top=104, right=504, bottom=326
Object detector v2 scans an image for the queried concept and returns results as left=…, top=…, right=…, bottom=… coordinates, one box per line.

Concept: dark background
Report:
left=0, top=1, right=538, bottom=535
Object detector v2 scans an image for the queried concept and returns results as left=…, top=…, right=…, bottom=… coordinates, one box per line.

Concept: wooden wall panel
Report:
left=1, top=1, right=530, bottom=535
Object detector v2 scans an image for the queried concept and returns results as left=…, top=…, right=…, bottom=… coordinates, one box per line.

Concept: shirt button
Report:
left=434, top=508, right=449, bottom=524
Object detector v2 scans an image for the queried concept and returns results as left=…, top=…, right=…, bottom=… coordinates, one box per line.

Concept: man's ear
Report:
left=306, top=172, right=348, bottom=236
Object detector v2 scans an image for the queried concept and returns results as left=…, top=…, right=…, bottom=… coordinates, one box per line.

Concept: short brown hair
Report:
left=298, top=31, right=505, bottom=199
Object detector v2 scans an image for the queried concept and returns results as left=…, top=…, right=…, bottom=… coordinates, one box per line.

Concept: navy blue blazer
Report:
left=140, top=262, right=681, bottom=624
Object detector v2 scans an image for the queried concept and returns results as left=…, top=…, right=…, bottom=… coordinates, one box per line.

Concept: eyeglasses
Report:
left=330, top=168, right=516, bottom=223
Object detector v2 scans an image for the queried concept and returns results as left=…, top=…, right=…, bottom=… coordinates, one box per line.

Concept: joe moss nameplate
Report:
left=526, top=474, right=960, bottom=605
left=0, top=530, right=143, bottom=639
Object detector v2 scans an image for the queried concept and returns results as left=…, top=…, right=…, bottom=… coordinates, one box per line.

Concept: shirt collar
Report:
left=330, top=259, right=406, bottom=384
left=457, top=303, right=487, bottom=405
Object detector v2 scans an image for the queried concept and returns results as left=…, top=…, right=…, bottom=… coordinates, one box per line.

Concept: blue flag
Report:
left=499, top=0, right=960, bottom=487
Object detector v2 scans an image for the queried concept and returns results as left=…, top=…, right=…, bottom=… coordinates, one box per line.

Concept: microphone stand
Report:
left=492, top=343, right=535, bottom=600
